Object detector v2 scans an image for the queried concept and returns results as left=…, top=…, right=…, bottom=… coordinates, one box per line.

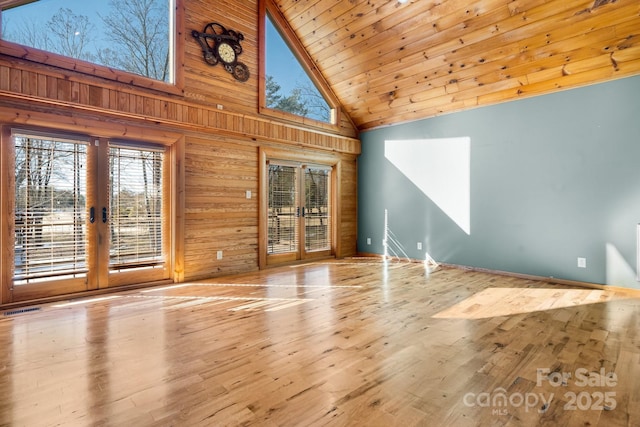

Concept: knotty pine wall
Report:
left=0, top=0, right=360, bottom=285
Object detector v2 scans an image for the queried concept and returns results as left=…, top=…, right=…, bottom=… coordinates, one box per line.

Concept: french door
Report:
left=2, top=129, right=171, bottom=303
left=266, top=161, right=333, bottom=265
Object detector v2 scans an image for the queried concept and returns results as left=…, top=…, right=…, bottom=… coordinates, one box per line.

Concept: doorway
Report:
left=259, top=148, right=341, bottom=268
left=263, top=158, right=334, bottom=266
left=2, top=128, right=172, bottom=303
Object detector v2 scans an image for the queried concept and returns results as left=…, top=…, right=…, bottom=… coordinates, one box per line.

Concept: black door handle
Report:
left=102, top=207, right=107, bottom=223
left=90, top=207, right=95, bottom=223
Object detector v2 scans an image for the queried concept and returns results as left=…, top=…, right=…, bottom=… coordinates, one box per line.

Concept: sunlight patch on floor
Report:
left=52, top=295, right=123, bottom=308
left=432, top=287, right=632, bottom=319
left=133, top=294, right=314, bottom=313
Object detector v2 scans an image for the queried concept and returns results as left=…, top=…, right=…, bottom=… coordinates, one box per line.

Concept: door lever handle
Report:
left=102, top=207, right=107, bottom=223
left=90, top=207, right=95, bottom=223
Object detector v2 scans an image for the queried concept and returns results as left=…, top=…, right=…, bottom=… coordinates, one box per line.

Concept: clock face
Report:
left=217, top=42, right=236, bottom=64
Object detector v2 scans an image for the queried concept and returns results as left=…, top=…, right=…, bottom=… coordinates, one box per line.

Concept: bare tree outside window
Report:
left=47, top=7, right=95, bottom=61
left=14, top=136, right=88, bottom=283
left=1, top=0, right=171, bottom=82
left=265, top=13, right=333, bottom=124
left=2, top=7, right=94, bottom=60
left=99, top=0, right=170, bottom=82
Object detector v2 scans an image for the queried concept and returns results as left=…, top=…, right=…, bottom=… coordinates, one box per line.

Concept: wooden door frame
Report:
left=258, top=146, right=341, bottom=269
left=0, top=118, right=185, bottom=305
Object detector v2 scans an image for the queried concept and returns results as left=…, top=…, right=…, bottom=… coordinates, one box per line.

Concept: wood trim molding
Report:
left=258, top=148, right=268, bottom=270
left=0, top=126, right=14, bottom=304
left=172, top=136, right=186, bottom=284
left=0, top=88, right=361, bottom=155
left=438, top=262, right=640, bottom=295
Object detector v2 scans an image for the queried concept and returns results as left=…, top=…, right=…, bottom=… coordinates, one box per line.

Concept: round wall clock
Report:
left=192, top=22, right=250, bottom=82
left=217, top=42, right=236, bottom=64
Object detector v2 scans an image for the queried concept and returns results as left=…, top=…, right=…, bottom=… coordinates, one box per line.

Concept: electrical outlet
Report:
left=417, top=242, right=422, bottom=250
left=217, top=250, right=223, bottom=260
left=366, top=237, right=371, bottom=245
left=577, top=257, right=586, bottom=268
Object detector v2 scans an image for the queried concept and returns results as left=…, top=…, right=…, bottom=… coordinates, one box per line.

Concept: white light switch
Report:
left=246, top=190, right=252, bottom=199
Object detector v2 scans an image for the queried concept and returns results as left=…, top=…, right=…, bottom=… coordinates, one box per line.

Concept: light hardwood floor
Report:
left=1, top=259, right=639, bottom=426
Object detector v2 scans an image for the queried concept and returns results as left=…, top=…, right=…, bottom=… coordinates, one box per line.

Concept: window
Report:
left=14, top=133, right=89, bottom=284
left=268, top=164, right=299, bottom=255
left=0, top=0, right=176, bottom=85
left=109, top=143, right=166, bottom=271
left=303, top=166, right=331, bottom=252
left=260, top=0, right=338, bottom=126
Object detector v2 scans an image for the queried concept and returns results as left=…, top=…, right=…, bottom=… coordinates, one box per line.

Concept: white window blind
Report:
left=13, top=133, right=88, bottom=284
left=268, top=164, right=299, bottom=255
left=109, top=143, right=165, bottom=271
left=304, top=166, right=331, bottom=252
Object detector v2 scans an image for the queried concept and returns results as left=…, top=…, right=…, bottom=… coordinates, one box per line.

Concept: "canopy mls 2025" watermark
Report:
left=463, top=367, right=617, bottom=416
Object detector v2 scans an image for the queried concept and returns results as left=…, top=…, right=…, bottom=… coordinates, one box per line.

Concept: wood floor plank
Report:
left=1, top=259, right=639, bottom=426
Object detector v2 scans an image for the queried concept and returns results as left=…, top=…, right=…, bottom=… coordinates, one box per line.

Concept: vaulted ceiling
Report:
left=274, top=0, right=640, bottom=130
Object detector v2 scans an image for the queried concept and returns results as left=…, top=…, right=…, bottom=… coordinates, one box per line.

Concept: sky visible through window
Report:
left=266, top=18, right=304, bottom=97
left=1, top=0, right=171, bottom=83
left=265, top=14, right=332, bottom=123
left=2, top=1, right=113, bottom=51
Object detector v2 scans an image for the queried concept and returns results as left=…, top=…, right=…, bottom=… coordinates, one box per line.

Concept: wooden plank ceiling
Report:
left=274, top=0, right=640, bottom=130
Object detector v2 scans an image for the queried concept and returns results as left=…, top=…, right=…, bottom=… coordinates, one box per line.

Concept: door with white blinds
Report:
left=107, top=142, right=169, bottom=287
left=3, top=129, right=170, bottom=302
left=266, top=161, right=332, bottom=265
left=12, top=133, right=89, bottom=292
left=303, top=166, right=331, bottom=253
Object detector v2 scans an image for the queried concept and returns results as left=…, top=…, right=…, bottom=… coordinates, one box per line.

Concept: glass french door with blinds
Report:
left=267, top=161, right=332, bottom=264
left=4, top=129, right=170, bottom=302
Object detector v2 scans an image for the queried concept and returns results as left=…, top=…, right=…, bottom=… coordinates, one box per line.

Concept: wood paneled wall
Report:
left=0, top=0, right=360, bottom=293
left=183, top=137, right=260, bottom=279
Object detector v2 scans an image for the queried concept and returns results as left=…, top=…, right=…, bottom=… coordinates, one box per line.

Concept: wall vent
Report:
left=3, top=307, right=41, bottom=316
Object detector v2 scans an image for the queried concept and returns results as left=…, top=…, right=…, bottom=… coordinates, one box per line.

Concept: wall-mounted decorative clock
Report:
left=192, top=22, right=250, bottom=82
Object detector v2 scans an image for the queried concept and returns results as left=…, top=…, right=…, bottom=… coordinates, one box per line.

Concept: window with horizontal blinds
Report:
left=304, top=166, right=331, bottom=252
left=109, top=143, right=165, bottom=271
left=268, top=164, right=298, bottom=255
left=13, top=134, right=88, bottom=284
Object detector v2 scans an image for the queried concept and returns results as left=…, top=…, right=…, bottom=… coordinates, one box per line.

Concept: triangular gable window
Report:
left=260, top=1, right=337, bottom=126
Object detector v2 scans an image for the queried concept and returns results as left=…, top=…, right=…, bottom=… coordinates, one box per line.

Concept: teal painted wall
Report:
left=358, top=75, right=640, bottom=288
